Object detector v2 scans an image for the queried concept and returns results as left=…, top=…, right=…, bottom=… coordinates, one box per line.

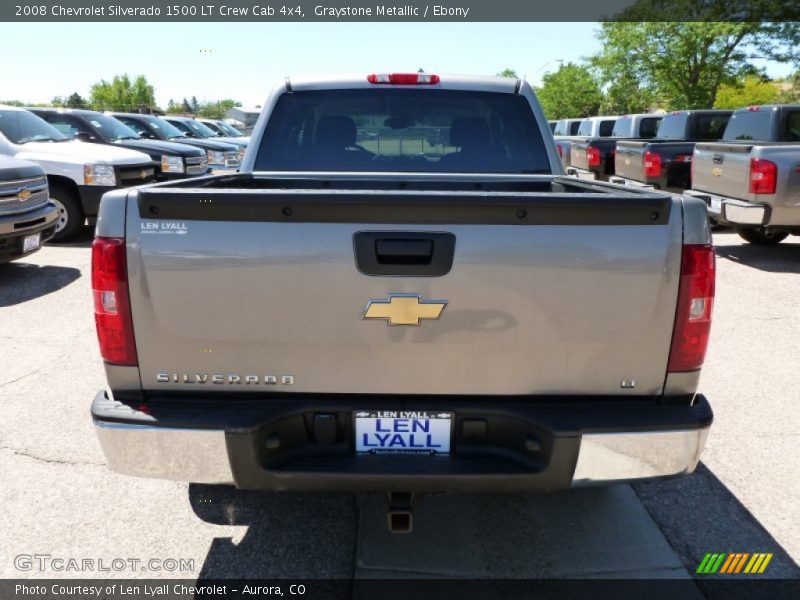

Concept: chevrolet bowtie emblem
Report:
left=362, top=294, right=447, bottom=326
left=140, top=169, right=149, bottom=179
left=17, top=189, right=32, bottom=200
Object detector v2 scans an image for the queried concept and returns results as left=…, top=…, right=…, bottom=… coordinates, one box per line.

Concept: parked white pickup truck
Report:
left=0, top=106, right=155, bottom=241
left=90, top=74, right=715, bottom=532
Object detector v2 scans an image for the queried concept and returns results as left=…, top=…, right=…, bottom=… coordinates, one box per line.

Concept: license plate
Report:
left=23, top=233, right=40, bottom=253
left=709, top=197, right=722, bottom=214
left=355, top=410, right=452, bottom=455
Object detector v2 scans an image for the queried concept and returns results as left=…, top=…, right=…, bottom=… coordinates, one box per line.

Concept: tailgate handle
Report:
left=354, top=232, right=455, bottom=277
left=712, top=153, right=724, bottom=164
left=375, top=239, right=433, bottom=265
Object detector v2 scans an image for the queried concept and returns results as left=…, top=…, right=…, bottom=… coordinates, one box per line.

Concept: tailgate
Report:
left=570, top=141, right=590, bottom=171
left=614, top=141, right=647, bottom=181
left=692, top=143, right=753, bottom=201
left=126, top=183, right=682, bottom=397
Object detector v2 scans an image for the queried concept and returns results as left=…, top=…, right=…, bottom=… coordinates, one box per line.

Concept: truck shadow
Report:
left=0, top=263, right=81, bottom=307
left=715, top=242, right=800, bottom=274
left=188, top=464, right=798, bottom=591
left=51, top=227, right=94, bottom=249
left=188, top=485, right=358, bottom=579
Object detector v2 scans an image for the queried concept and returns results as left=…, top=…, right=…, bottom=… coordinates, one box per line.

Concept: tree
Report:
left=166, top=99, right=179, bottom=114
left=497, top=68, right=519, bottom=78
left=190, top=96, right=200, bottom=113
left=181, top=97, right=192, bottom=113
left=714, top=75, right=781, bottom=109
left=777, top=71, right=800, bottom=104
left=65, top=92, right=87, bottom=108
left=592, top=17, right=800, bottom=109
left=90, top=74, right=156, bottom=112
left=51, top=96, right=65, bottom=107
left=535, top=63, right=603, bottom=119
left=197, top=99, right=241, bottom=119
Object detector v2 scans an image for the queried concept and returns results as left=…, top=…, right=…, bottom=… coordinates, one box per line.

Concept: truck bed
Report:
left=118, top=172, right=682, bottom=398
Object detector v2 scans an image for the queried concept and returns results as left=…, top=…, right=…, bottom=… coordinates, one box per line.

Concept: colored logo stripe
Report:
left=697, top=552, right=773, bottom=574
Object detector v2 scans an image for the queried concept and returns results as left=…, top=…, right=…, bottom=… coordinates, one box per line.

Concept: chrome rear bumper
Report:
left=93, top=392, right=711, bottom=490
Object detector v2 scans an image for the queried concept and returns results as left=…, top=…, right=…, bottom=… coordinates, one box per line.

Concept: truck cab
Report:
left=30, top=108, right=209, bottom=182
left=0, top=106, right=154, bottom=241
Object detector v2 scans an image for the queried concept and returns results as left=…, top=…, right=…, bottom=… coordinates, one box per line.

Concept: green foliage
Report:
left=535, top=63, right=603, bottom=119
left=777, top=71, right=800, bottom=103
left=497, top=68, right=519, bottom=78
left=714, top=75, right=781, bottom=109
left=90, top=74, right=156, bottom=112
left=592, top=19, right=799, bottom=110
left=65, top=92, right=87, bottom=108
left=0, top=100, right=27, bottom=107
left=197, top=99, right=241, bottom=119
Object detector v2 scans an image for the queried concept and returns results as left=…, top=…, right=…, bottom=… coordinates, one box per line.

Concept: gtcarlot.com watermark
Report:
left=14, top=554, right=195, bottom=573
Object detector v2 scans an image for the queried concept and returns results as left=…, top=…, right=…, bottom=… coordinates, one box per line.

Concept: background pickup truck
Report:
left=611, top=110, right=732, bottom=193
left=569, top=113, right=663, bottom=181
left=0, top=156, right=58, bottom=263
left=0, top=106, right=155, bottom=241
left=552, top=117, right=586, bottom=168
left=685, top=104, right=800, bottom=245
left=90, top=74, right=714, bottom=529
left=31, top=109, right=209, bottom=182
left=111, top=113, right=242, bottom=172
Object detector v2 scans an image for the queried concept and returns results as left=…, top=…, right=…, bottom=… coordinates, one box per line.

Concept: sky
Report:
left=0, top=22, right=794, bottom=108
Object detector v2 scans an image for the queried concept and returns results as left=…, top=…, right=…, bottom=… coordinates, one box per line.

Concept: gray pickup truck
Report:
left=90, top=74, right=715, bottom=530
left=0, top=156, right=58, bottom=263
left=686, top=104, right=800, bottom=245
left=570, top=114, right=663, bottom=182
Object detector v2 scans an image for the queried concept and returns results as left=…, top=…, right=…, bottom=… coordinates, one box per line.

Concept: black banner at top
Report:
left=3, top=0, right=800, bottom=22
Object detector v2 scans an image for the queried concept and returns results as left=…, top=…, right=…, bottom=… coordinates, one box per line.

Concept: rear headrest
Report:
left=449, top=117, right=490, bottom=148
left=315, top=115, right=357, bottom=147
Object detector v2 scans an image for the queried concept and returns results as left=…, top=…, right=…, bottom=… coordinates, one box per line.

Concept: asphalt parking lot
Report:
left=1, top=229, right=798, bottom=591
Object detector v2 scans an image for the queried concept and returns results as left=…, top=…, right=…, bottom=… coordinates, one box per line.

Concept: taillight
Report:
left=586, top=146, right=601, bottom=167
left=749, top=158, right=777, bottom=195
left=556, top=144, right=563, bottom=158
left=367, top=73, right=440, bottom=85
left=643, top=151, right=661, bottom=178
left=668, top=245, right=715, bottom=373
left=92, top=237, right=138, bottom=366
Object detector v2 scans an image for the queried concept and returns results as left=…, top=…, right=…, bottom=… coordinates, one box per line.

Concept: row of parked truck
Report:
left=549, top=104, right=800, bottom=245
left=0, top=106, right=250, bottom=261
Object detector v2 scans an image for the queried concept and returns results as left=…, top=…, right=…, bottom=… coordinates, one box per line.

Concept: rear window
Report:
left=723, top=110, right=773, bottom=141
left=657, top=114, right=688, bottom=140
left=785, top=111, right=800, bottom=142
left=695, top=114, right=731, bottom=141
left=577, top=119, right=594, bottom=136
left=638, top=117, right=662, bottom=139
left=255, top=89, right=551, bottom=173
left=553, top=119, right=579, bottom=136
left=598, top=119, right=616, bottom=137
left=611, top=117, right=633, bottom=137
